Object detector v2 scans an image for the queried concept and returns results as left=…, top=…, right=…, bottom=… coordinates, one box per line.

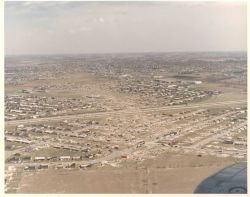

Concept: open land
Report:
left=5, top=52, right=247, bottom=193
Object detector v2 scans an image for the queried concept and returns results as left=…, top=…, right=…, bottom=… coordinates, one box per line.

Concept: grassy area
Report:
left=5, top=141, right=27, bottom=151
left=28, top=147, right=86, bottom=158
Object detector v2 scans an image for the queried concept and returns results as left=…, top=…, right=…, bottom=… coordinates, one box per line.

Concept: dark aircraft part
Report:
left=194, top=162, right=247, bottom=194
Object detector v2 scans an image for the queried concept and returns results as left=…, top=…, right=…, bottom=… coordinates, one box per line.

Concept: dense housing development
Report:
left=5, top=52, right=247, bottom=193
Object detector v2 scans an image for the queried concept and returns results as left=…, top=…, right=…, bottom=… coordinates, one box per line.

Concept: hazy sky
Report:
left=5, top=1, right=247, bottom=55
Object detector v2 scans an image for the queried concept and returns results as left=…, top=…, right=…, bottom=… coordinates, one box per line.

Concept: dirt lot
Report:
left=17, top=152, right=236, bottom=193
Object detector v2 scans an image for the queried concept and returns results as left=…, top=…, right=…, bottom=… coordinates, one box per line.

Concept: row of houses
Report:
left=24, top=162, right=93, bottom=170
left=5, top=94, right=100, bottom=121
left=118, top=78, right=218, bottom=106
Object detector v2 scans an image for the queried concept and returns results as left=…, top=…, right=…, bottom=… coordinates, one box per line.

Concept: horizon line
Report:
left=5, top=50, right=247, bottom=57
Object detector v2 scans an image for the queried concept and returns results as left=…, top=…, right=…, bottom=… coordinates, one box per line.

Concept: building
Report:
left=60, top=156, right=71, bottom=161
left=34, top=156, right=46, bottom=161
left=38, top=164, right=49, bottom=169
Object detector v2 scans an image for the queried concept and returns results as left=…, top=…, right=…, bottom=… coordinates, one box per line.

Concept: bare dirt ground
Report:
left=17, top=152, right=236, bottom=193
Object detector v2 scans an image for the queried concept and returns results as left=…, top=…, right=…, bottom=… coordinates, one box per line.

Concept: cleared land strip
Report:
left=189, top=122, right=247, bottom=149
left=5, top=100, right=246, bottom=126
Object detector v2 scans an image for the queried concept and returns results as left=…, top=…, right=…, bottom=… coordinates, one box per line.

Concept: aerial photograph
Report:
left=4, top=1, right=247, bottom=194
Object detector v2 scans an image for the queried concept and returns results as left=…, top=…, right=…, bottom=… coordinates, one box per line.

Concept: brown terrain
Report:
left=5, top=53, right=247, bottom=193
